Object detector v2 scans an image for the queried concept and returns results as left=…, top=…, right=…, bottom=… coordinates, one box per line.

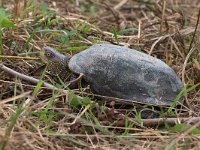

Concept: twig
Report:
left=114, top=0, right=128, bottom=10
left=0, top=55, right=39, bottom=60
left=160, top=0, right=166, bottom=33
left=140, top=117, right=200, bottom=127
left=188, top=8, right=200, bottom=56
left=149, top=36, right=163, bottom=55
left=193, top=60, right=200, bottom=71
left=0, top=79, right=52, bottom=89
left=65, top=104, right=91, bottom=126
left=181, top=46, right=196, bottom=84
left=0, top=64, right=57, bottom=90
left=69, top=73, right=84, bottom=83
left=169, top=36, right=184, bottom=58
left=0, top=91, right=32, bottom=104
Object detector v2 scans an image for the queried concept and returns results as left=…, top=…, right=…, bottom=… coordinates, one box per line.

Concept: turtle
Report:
left=42, top=44, right=183, bottom=106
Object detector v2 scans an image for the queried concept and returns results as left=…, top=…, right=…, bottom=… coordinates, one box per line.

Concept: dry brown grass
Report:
left=0, top=0, right=200, bottom=149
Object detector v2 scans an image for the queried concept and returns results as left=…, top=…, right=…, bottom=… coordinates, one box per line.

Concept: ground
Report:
left=0, top=0, right=200, bottom=149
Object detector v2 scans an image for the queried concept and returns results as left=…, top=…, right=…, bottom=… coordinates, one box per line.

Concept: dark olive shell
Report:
left=68, top=44, right=183, bottom=105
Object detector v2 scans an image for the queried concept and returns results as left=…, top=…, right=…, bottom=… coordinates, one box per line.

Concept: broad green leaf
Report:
left=68, top=92, right=82, bottom=106
left=1, top=18, right=15, bottom=28
left=82, top=97, right=91, bottom=105
left=0, top=8, right=15, bottom=28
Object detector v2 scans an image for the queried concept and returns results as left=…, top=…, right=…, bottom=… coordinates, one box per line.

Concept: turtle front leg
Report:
left=68, top=73, right=84, bottom=89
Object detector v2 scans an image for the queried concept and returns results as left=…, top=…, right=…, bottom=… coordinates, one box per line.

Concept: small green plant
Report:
left=33, top=99, right=60, bottom=132
left=30, top=65, right=61, bottom=131
left=100, top=102, right=108, bottom=117
left=0, top=8, right=15, bottom=54
left=132, top=108, right=142, bottom=123
left=117, top=28, right=138, bottom=35
left=169, top=123, right=200, bottom=135
left=168, top=82, right=200, bottom=114
left=75, top=20, right=93, bottom=35
left=68, top=91, right=91, bottom=107
left=132, top=45, right=142, bottom=51
left=31, top=89, right=61, bottom=132
left=85, top=110, right=109, bottom=133
left=112, top=26, right=119, bottom=44
left=122, top=116, right=134, bottom=136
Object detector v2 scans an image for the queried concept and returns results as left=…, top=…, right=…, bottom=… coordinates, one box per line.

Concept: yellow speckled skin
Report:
left=41, top=47, right=71, bottom=80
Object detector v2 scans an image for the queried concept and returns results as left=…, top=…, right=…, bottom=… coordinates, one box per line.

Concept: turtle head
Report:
left=42, top=46, right=69, bottom=62
left=41, top=46, right=71, bottom=77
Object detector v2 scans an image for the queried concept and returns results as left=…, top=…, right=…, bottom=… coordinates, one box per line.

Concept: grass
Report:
left=0, top=0, right=200, bottom=149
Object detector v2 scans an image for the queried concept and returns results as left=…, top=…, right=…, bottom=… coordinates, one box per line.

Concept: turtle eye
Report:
left=45, top=52, right=52, bottom=57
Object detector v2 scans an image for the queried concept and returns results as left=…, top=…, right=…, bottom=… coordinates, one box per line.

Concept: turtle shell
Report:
left=68, top=44, right=183, bottom=105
